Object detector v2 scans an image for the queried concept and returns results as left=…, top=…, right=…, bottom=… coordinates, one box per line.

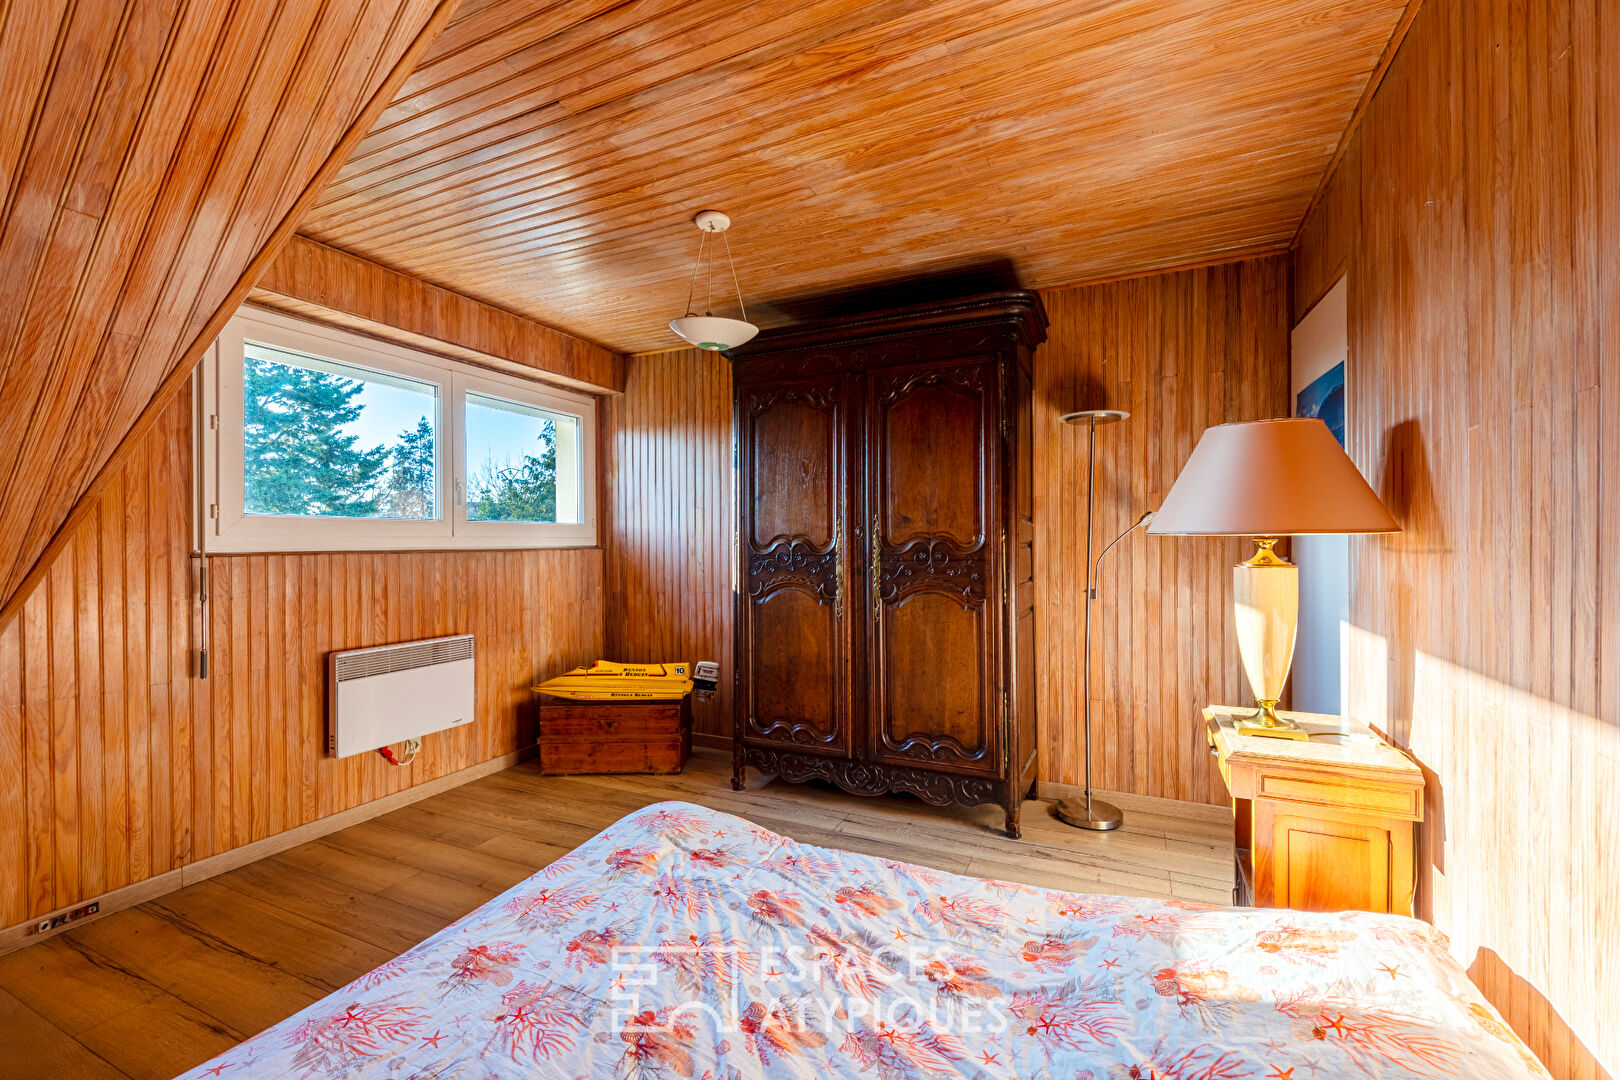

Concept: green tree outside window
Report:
left=382, top=416, right=437, bottom=519
left=243, top=357, right=390, bottom=517
left=468, top=420, right=557, bottom=523
left=243, top=354, right=558, bottom=523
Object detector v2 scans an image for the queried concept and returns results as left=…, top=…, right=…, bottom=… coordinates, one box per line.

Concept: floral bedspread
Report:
left=175, top=800, right=1545, bottom=1080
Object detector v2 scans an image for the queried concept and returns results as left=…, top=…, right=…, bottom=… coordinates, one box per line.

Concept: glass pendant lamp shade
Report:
left=669, top=315, right=758, bottom=352
left=670, top=210, right=758, bottom=352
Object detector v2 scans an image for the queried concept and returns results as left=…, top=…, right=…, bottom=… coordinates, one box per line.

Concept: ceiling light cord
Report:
left=679, top=219, right=746, bottom=320
left=722, top=228, right=747, bottom=323
left=706, top=228, right=715, bottom=315
left=683, top=229, right=710, bottom=318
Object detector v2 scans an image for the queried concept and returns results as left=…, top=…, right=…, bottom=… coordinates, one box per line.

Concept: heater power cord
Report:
left=375, top=737, right=422, bottom=766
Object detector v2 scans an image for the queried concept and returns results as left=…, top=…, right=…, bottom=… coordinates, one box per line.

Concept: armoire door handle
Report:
left=871, top=514, right=881, bottom=619
left=833, top=522, right=844, bottom=619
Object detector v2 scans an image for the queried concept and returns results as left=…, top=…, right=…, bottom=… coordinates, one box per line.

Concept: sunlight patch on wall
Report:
left=1345, top=621, right=1618, bottom=1076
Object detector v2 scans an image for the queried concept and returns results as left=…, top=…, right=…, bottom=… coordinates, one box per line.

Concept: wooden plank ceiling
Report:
left=301, top=0, right=1413, bottom=352
left=0, top=0, right=455, bottom=615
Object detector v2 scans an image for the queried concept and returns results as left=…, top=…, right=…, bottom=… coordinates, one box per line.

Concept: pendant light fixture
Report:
left=669, top=210, right=758, bottom=352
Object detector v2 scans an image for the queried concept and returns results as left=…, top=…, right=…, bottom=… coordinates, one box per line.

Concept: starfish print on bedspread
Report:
left=1275, top=990, right=1464, bottom=1076
left=285, top=997, right=425, bottom=1078
left=482, top=980, right=596, bottom=1064
left=1009, top=978, right=1129, bottom=1058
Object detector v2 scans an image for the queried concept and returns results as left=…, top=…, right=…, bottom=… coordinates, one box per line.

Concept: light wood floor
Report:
left=0, top=749, right=1233, bottom=1080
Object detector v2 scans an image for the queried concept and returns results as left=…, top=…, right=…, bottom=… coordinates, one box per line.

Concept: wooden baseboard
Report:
left=688, top=733, right=1223, bottom=825
left=687, top=733, right=1224, bottom=827
left=1035, top=779, right=1232, bottom=826
left=0, top=746, right=537, bottom=958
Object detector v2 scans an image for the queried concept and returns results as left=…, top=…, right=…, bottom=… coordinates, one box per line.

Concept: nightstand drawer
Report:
left=1256, top=772, right=1422, bottom=819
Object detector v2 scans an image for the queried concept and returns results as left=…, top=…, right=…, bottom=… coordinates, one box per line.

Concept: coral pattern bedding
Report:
left=175, top=801, right=1545, bottom=1080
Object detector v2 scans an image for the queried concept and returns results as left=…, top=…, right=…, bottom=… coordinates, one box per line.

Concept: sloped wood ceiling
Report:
left=0, top=0, right=459, bottom=614
left=300, top=0, right=1413, bottom=351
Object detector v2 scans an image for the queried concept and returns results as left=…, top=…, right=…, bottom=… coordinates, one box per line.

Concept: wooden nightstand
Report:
left=1205, top=705, right=1423, bottom=917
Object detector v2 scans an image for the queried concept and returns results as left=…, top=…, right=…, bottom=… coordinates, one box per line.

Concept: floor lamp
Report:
left=1054, top=409, right=1154, bottom=832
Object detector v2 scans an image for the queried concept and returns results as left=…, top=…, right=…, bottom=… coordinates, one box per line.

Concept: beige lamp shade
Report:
left=1147, top=417, right=1399, bottom=537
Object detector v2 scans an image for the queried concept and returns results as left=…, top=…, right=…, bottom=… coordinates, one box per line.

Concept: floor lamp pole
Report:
left=1082, top=418, right=1100, bottom=815
left=1054, top=409, right=1132, bottom=831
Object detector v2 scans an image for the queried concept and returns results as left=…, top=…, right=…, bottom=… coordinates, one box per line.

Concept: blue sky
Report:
left=247, top=343, right=554, bottom=469
left=343, top=382, right=552, bottom=472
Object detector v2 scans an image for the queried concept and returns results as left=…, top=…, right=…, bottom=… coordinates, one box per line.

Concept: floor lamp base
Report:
left=1054, top=796, right=1123, bottom=831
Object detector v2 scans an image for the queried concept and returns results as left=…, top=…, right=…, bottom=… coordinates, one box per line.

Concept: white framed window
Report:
left=197, top=306, right=597, bottom=552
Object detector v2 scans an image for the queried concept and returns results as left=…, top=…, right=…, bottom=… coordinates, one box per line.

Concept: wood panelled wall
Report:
left=602, top=348, right=736, bottom=739
left=0, top=387, right=604, bottom=931
left=0, top=0, right=454, bottom=617
left=253, top=235, right=623, bottom=394
left=602, top=260, right=1290, bottom=789
left=1293, top=2, right=1618, bottom=1076
left=1033, top=258, right=1291, bottom=805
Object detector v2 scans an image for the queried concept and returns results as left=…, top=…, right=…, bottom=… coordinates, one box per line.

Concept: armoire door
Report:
left=865, top=359, right=1000, bottom=775
left=736, top=374, right=855, bottom=755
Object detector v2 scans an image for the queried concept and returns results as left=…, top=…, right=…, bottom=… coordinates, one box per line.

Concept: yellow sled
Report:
left=532, top=660, right=693, bottom=701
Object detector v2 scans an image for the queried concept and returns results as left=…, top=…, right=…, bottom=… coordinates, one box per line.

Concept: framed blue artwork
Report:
left=1297, top=360, right=1345, bottom=447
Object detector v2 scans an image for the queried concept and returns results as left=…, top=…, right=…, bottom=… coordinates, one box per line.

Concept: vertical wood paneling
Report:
left=0, top=616, right=20, bottom=921
left=603, top=348, right=737, bottom=738
left=22, top=586, right=51, bottom=915
left=0, top=388, right=605, bottom=931
left=1034, top=258, right=1291, bottom=806
left=1292, top=1, right=1617, bottom=1074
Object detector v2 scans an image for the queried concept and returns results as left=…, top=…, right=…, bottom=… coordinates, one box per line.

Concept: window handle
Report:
left=454, top=478, right=465, bottom=507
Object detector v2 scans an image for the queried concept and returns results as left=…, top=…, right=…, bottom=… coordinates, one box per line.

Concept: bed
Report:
left=175, top=800, right=1546, bottom=1080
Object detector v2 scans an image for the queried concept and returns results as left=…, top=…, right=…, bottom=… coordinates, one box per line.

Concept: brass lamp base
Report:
left=1232, top=540, right=1308, bottom=741
left=1054, top=796, right=1123, bottom=831
left=1233, top=699, right=1309, bottom=741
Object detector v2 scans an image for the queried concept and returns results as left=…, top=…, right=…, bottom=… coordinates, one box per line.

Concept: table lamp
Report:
left=1147, top=418, right=1399, bottom=739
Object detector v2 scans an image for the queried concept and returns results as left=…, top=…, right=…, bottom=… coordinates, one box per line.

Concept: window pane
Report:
left=242, top=342, right=439, bottom=520
left=465, top=391, right=581, bottom=524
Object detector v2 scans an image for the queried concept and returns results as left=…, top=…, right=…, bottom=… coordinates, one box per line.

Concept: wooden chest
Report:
left=536, top=698, right=692, bottom=775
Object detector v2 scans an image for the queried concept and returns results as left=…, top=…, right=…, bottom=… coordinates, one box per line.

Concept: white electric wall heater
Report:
left=328, top=635, right=475, bottom=758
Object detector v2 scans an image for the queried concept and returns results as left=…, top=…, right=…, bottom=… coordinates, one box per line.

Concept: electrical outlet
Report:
left=29, top=899, right=102, bottom=935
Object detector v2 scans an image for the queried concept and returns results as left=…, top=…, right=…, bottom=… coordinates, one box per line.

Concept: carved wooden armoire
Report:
left=729, top=291, right=1045, bottom=837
